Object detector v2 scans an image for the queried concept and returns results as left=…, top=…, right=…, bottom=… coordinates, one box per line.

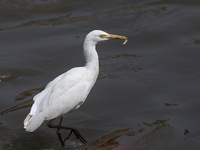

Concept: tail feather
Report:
left=24, top=112, right=45, bottom=132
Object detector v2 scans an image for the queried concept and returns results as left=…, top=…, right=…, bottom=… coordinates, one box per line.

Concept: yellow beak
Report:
left=103, top=34, right=128, bottom=45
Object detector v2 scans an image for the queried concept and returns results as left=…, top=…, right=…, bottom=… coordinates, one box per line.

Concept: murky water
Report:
left=1, top=0, right=200, bottom=149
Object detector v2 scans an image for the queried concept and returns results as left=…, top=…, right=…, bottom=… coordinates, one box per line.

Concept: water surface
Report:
left=1, top=0, right=200, bottom=149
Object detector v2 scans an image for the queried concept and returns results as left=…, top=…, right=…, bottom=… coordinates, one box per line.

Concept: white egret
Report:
left=24, top=30, right=127, bottom=146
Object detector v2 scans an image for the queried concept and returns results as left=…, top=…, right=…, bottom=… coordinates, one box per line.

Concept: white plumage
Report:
left=24, top=30, right=127, bottom=133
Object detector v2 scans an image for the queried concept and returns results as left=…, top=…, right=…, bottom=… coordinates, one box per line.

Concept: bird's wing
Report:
left=30, top=67, right=86, bottom=115
left=33, top=73, right=65, bottom=102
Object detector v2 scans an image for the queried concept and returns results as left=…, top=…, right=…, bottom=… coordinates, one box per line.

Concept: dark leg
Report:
left=47, top=117, right=65, bottom=146
left=47, top=115, right=87, bottom=147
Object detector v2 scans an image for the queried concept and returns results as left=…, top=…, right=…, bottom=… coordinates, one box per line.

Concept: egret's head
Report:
left=85, top=30, right=127, bottom=45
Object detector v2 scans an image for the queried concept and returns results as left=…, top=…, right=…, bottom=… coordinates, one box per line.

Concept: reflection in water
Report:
left=134, top=123, right=174, bottom=150
left=184, top=129, right=189, bottom=136
left=15, top=88, right=43, bottom=100
left=0, top=5, right=147, bottom=31
left=192, top=38, right=200, bottom=45
left=0, top=74, right=11, bottom=82
left=164, top=103, right=177, bottom=106
left=87, top=128, right=144, bottom=150
left=0, top=88, right=42, bottom=115
left=0, top=68, right=41, bottom=83
left=143, top=119, right=170, bottom=129
left=0, top=99, right=33, bottom=115
left=157, top=7, right=167, bottom=11
left=99, top=53, right=143, bottom=80
left=151, top=119, right=170, bottom=125
left=100, top=54, right=142, bottom=60
left=184, top=129, right=189, bottom=141
left=87, top=119, right=173, bottom=150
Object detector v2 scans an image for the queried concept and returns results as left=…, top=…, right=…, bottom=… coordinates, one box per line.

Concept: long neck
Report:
left=83, top=40, right=99, bottom=69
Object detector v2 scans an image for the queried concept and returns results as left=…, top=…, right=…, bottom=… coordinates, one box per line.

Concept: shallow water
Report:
left=1, top=0, right=200, bottom=149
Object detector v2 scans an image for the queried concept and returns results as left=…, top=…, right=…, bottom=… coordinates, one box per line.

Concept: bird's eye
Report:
left=100, top=34, right=105, bottom=38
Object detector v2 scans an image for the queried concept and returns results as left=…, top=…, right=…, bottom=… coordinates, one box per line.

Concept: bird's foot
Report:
left=57, top=126, right=87, bottom=147
left=63, top=128, right=87, bottom=145
left=47, top=117, right=87, bottom=147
